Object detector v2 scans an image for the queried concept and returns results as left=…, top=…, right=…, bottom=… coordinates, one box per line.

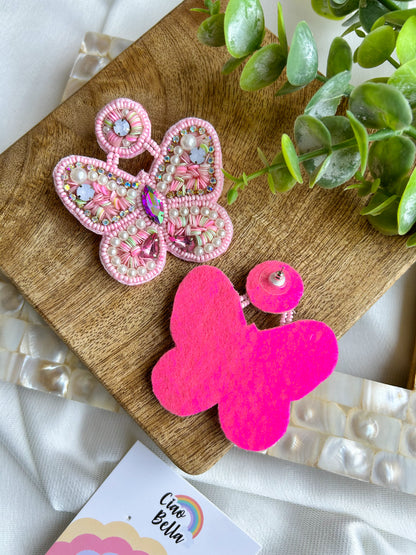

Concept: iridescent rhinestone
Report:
left=167, top=146, right=174, bottom=153
left=207, top=186, right=213, bottom=192
left=190, top=125, right=197, bottom=133
left=158, top=164, right=165, bottom=172
left=76, top=161, right=83, bottom=167
left=172, top=135, right=179, bottom=143
left=64, top=184, right=70, bottom=191
left=131, top=182, right=139, bottom=189
left=138, top=233, right=160, bottom=259
left=87, top=164, right=93, bottom=170
left=116, top=177, right=123, bottom=184
left=98, top=168, right=104, bottom=174
left=209, top=167, right=214, bottom=174
left=84, top=210, right=91, bottom=217
left=63, top=173, right=69, bottom=180
left=111, top=216, right=119, bottom=222
left=210, top=178, right=217, bottom=184
left=91, top=216, right=99, bottom=223
left=164, top=155, right=170, bottom=163
left=208, top=146, right=214, bottom=153
left=125, top=182, right=131, bottom=188
left=198, top=190, right=204, bottom=195
left=128, top=205, right=135, bottom=212
left=156, top=174, right=162, bottom=181
left=141, top=185, right=164, bottom=225
left=180, top=129, right=187, bottom=135
left=108, top=172, right=113, bottom=178
left=69, top=193, right=77, bottom=201
left=102, top=219, right=110, bottom=226
left=113, top=118, right=131, bottom=137
left=120, top=211, right=126, bottom=217
left=199, top=127, right=206, bottom=134
left=76, top=183, right=95, bottom=202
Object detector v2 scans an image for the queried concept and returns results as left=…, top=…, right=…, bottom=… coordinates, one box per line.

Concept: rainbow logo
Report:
left=176, top=495, right=204, bottom=539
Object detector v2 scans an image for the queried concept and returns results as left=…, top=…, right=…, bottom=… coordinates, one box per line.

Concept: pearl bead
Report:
left=179, top=206, right=189, bottom=217
left=136, top=218, right=146, bottom=229
left=166, top=164, right=176, bottom=174
left=117, top=186, right=127, bottom=197
left=162, top=173, right=173, bottom=183
left=217, top=229, right=226, bottom=238
left=98, top=174, right=108, bottom=186
left=169, top=208, right=179, bottom=218
left=70, top=167, right=87, bottom=184
left=157, top=182, right=167, bottom=193
left=118, top=230, right=129, bottom=241
left=190, top=206, right=199, bottom=215
left=204, top=243, right=214, bottom=253
left=111, top=256, right=121, bottom=266
left=107, top=247, right=118, bottom=257
left=215, top=218, right=225, bottom=228
left=147, top=260, right=156, bottom=270
left=170, top=155, right=181, bottom=166
left=138, top=266, right=147, bottom=276
left=88, top=170, right=99, bottom=181
left=209, top=210, right=218, bottom=220
left=107, top=180, right=117, bottom=191
left=128, top=268, right=137, bottom=278
left=200, top=206, right=210, bottom=216
left=194, top=246, right=204, bottom=257
left=117, top=264, right=128, bottom=275
left=174, top=146, right=183, bottom=155
left=110, top=237, right=121, bottom=247
left=180, top=134, right=197, bottom=151
left=127, top=189, right=137, bottom=199
left=212, top=237, right=222, bottom=248
left=127, top=225, right=138, bottom=236
left=122, top=108, right=129, bottom=116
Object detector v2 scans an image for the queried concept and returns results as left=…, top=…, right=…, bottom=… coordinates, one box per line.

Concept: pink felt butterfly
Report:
left=152, top=261, right=338, bottom=451
left=53, top=98, right=232, bottom=285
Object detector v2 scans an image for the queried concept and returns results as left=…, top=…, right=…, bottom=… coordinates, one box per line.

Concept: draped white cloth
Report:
left=1, top=1, right=416, bottom=553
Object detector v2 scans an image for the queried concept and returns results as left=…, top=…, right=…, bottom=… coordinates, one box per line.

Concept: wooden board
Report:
left=0, top=0, right=415, bottom=474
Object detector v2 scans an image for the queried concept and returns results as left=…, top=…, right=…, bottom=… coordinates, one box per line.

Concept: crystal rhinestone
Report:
left=131, top=182, right=139, bottom=189
left=189, top=147, right=206, bottom=165
left=69, top=193, right=77, bottom=201
left=64, top=184, right=70, bottom=191
left=210, top=178, right=217, bottom=184
left=138, top=233, right=160, bottom=259
left=164, top=155, right=170, bottom=163
left=113, top=118, right=130, bottom=137
left=76, top=183, right=95, bottom=202
left=125, top=181, right=131, bottom=188
left=180, top=129, right=187, bottom=135
left=141, top=185, right=164, bottom=225
left=190, top=125, right=197, bottom=132
left=172, top=135, right=179, bottom=143
left=102, top=219, right=110, bottom=226
left=199, top=127, right=206, bottom=134
left=98, top=168, right=104, bottom=174
left=208, top=146, right=214, bottom=153
left=116, top=177, right=123, bottom=184
left=84, top=210, right=91, bottom=217
left=169, top=235, right=194, bottom=252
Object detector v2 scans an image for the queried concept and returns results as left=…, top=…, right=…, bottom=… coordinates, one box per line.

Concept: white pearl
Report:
left=180, top=134, right=197, bottom=151
left=190, top=206, right=199, bottom=215
left=209, top=210, right=218, bottom=220
left=122, top=108, right=129, bottom=116
left=194, top=246, right=204, bottom=257
left=118, top=230, right=129, bottom=241
left=162, top=173, right=173, bottom=183
left=147, top=260, right=156, bottom=270
left=212, top=237, right=222, bottom=248
left=128, top=268, right=137, bottom=278
left=157, top=182, right=168, bottom=193
left=103, top=125, right=110, bottom=133
left=110, top=237, right=121, bottom=247
left=98, top=174, right=108, bottom=186
left=169, top=208, right=179, bottom=218
left=166, top=164, right=176, bottom=174
left=174, top=146, right=183, bottom=155
left=107, top=247, right=118, bottom=257
left=107, top=180, right=117, bottom=191
left=137, top=266, right=147, bottom=276
left=215, top=218, right=225, bottom=228
left=200, top=206, right=210, bottom=216
left=170, top=154, right=181, bottom=166
left=179, top=206, right=189, bottom=217
left=118, top=264, right=128, bottom=275
left=111, top=255, right=121, bottom=266
left=88, top=170, right=99, bottom=181
left=70, top=167, right=87, bottom=184
left=117, top=186, right=127, bottom=197
left=127, top=189, right=137, bottom=199
left=127, top=225, right=138, bottom=235
left=204, top=243, right=214, bottom=253
left=136, top=218, right=146, bottom=229
left=217, top=228, right=226, bottom=238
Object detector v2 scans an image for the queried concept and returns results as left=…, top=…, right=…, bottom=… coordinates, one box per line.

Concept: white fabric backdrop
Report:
left=1, top=1, right=416, bottom=553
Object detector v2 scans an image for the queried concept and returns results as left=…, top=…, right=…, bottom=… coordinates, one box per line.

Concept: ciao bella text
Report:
left=151, top=493, right=187, bottom=544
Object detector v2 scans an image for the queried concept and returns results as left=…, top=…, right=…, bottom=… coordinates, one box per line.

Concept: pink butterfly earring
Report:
left=53, top=98, right=233, bottom=285
left=152, top=261, right=338, bottom=452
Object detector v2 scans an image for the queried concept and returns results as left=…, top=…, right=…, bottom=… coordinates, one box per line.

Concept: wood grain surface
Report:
left=0, top=0, right=415, bottom=473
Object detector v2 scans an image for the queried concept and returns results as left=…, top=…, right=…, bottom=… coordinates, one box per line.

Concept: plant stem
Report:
left=405, top=126, right=416, bottom=141
left=377, top=0, right=399, bottom=10
left=316, top=74, right=328, bottom=83
left=387, top=56, right=400, bottom=69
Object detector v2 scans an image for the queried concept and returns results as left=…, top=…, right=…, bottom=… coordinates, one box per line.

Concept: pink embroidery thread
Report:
left=53, top=98, right=233, bottom=285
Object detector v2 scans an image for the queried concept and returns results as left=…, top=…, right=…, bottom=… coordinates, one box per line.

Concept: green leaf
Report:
left=367, top=196, right=400, bottom=235
left=359, top=0, right=389, bottom=33
left=240, top=44, right=287, bottom=91
left=368, top=136, right=416, bottom=185
left=311, top=0, right=343, bottom=19
left=210, top=0, right=221, bottom=15
left=277, top=2, right=288, bottom=55
left=309, top=154, right=334, bottom=188
left=346, top=110, right=369, bottom=173
left=305, top=70, right=352, bottom=118
left=227, top=187, right=239, bottom=204
left=360, top=192, right=398, bottom=216
left=269, top=152, right=297, bottom=192
left=341, top=21, right=362, bottom=37
left=329, top=0, right=359, bottom=17
left=281, top=134, right=303, bottom=183
left=267, top=172, right=277, bottom=194
left=294, top=115, right=332, bottom=176
left=372, top=9, right=416, bottom=30
left=190, top=8, right=210, bottom=14
left=327, top=37, right=353, bottom=77
left=222, top=56, right=247, bottom=75
left=396, top=16, right=416, bottom=65
left=356, top=26, right=396, bottom=68
left=315, top=116, right=361, bottom=188
left=222, top=169, right=238, bottom=182
left=275, top=81, right=305, bottom=96
left=406, top=232, right=416, bottom=247
left=224, top=0, right=264, bottom=58
left=197, top=13, right=225, bottom=47
left=388, top=58, right=416, bottom=107
left=257, top=147, right=269, bottom=167
left=286, top=21, right=318, bottom=86
left=398, top=167, right=416, bottom=234
left=349, top=82, right=413, bottom=130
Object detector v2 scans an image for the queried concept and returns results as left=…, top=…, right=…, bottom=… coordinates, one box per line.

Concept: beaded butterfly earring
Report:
left=53, top=98, right=233, bottom=285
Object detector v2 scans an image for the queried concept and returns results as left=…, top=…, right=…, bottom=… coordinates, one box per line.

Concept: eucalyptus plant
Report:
left=192, top=0, right=416, bottom=247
